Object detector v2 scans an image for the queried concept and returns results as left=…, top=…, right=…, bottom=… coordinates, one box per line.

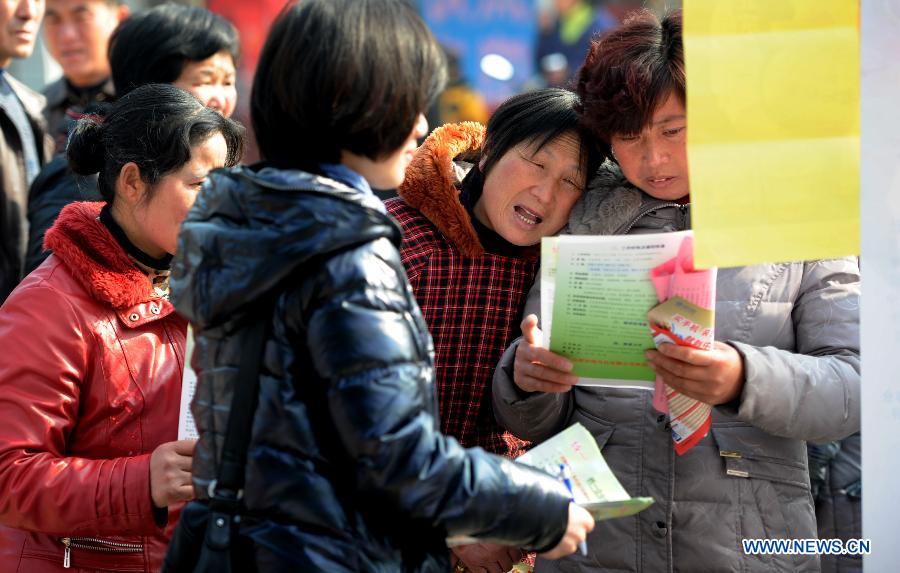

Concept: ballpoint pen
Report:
left=558, top=463, right=589, bottom=557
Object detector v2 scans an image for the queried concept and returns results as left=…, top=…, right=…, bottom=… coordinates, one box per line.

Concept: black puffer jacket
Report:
left=808, top=436, right=862, bottom=573
left=24, top=153, right=100, bottom=276
left=170, top=166, right=572, bottom=572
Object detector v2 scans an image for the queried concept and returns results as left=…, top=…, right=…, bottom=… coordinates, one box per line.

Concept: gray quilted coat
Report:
left=493, top=163, right=861, bottom=572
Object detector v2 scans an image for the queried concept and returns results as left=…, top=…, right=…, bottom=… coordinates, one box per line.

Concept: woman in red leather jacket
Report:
left=0, top=84, right=243, bottom=572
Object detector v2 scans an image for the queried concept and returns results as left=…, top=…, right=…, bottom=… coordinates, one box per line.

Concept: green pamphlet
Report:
left=541, top=231, right=692, bottom=388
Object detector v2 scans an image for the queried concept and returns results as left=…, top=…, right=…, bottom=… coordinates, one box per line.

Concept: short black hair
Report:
left=480, top=88, right=602, bottom=181
left=67, top=84, right=244, bottom=204
left=109, top=4, right=239, bottom=97
left=251, top=0, right=446, bottom=170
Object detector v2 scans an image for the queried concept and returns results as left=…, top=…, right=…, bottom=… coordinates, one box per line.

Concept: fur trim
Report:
left=44, top=202, right=155, bottom=309
left=397, top=122, right=485, bottom=257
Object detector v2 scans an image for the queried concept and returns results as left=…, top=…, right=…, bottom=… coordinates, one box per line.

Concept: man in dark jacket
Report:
left=41, top=0, right=127, bottom=149
left=0, top=0, right=53, bottom=302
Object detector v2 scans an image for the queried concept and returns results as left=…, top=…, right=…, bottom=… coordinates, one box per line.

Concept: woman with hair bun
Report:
left=0, top=83, right=244, bottom=572
left=24, top=2, right=242, bottom=278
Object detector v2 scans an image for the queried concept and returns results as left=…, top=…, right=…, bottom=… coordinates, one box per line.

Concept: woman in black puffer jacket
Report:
left=166, top=2, right=594, bottom=571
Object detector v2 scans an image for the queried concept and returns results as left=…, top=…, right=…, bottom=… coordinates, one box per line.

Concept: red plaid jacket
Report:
left=385, top=123, right=537, bottom=458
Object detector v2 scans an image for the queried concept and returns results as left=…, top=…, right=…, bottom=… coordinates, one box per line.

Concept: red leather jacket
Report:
left=0, top=202, right=187, bottom=572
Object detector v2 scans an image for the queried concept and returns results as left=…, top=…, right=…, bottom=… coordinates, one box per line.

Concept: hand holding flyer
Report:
left=542, top=231, right=692, bottom=388
left=446, top=424, right=653, bottom=550
left=517, top=423, right=653, bottom=519
left=647, top=235, right=717, bottom=455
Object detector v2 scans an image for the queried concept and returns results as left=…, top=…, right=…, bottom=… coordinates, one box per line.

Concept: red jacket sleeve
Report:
left=0, top=282, right=159, bottom=536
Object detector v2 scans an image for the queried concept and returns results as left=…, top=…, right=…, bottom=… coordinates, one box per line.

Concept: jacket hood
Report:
left=171, top=166, right=400, bottom=328
left=568, top=160, right=688, bottom=235
left=44, top=201, right=156, bottom=309
left=397, top=121, right=485, bottom=257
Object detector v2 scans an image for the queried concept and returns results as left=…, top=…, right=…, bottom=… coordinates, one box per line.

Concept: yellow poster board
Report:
left=683, top=1, right=859, bottom=268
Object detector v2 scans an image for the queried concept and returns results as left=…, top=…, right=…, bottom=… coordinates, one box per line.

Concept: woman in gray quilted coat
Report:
left=492, top=9, right=860, bottom=573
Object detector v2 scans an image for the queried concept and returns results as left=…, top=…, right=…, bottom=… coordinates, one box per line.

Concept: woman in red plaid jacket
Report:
left=384, top=88, right=602, bottom=572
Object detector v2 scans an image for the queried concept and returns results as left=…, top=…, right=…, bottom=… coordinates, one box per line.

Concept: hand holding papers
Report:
left=445, top=425, right=651, bottom=552
left=541, top=230, right=692, bottom=389
left=517, top=423, right=653, bottom=520
left=541, top=232, right=718, bottom=455
left=646, top=235, right=717, bottom=455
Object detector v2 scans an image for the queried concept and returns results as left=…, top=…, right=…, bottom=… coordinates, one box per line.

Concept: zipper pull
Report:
left=61, top=537, right=72, bottom=568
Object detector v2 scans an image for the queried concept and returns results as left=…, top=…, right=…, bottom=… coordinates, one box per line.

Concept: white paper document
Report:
left=177, top=326, right=199, bottom=441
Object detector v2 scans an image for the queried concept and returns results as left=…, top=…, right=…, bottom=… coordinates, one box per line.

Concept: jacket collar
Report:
left=2, top=72, right=47, bottom=129
left=568, top=161, right=691, bottom=235
left=42, top=77, right=68, bottom=108
left=241, top=165, right=389, bottom=215
left=44, top=76, right=116, bottom=109
left=43, top=201, right=167, bottom=312
left=397, top=121, right=485, bottom=257
left=171, top=166, right=402, bottom=328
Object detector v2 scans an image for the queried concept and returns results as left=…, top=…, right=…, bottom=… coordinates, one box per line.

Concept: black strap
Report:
left=211, top=316, right=269, bottom=504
